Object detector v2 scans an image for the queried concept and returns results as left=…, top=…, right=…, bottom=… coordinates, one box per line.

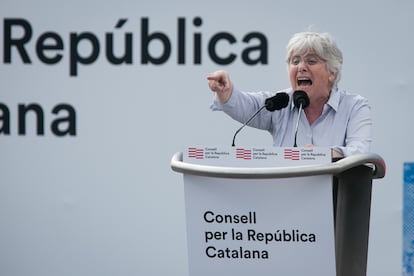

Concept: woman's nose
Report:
left=298, top=64, right=307, bottom=73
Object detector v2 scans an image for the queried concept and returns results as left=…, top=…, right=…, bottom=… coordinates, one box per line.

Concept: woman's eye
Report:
left=291, top=58, right=300, bottom=65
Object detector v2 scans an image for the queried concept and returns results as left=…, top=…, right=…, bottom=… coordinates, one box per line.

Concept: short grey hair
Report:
left=286, top=32, right=343, bottom=87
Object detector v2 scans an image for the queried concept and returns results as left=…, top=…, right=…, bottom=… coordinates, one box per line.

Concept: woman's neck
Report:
left=304, top=91, right=331, bottom=125
left=304, top=106, right=323, bottom=125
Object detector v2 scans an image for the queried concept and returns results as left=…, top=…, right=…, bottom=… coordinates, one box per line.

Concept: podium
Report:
left=171, top=147, right=386, bottom=276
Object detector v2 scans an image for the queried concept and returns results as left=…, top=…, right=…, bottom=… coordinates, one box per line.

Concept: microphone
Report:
left=232, top=92, right=289, bottom=147
left=265, top=92, right=290, bottom=111
left=293, top=90, right=310, bottom=147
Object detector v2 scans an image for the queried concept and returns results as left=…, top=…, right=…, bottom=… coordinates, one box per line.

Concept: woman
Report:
left=207, top=32, right=372, bottom=157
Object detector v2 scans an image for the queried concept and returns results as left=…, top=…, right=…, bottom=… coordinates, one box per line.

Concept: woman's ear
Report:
left=328, top=72, right=336, bottom=83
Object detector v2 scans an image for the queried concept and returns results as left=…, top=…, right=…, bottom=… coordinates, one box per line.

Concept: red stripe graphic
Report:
left=188, top=148, right=204, bottom=159
left=236, top=148, right=252, bottom=160
left=284, top=149, right=300, bottom=160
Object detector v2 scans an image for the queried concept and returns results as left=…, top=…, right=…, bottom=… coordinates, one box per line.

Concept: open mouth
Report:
left=297, top=77, right=312, bottom=87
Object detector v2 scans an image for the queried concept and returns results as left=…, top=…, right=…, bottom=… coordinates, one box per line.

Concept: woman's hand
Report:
left=207, top=70, right=233, bottom=103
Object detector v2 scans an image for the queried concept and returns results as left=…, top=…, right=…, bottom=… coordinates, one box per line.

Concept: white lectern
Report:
left=171, top=147, right=386, bottom=276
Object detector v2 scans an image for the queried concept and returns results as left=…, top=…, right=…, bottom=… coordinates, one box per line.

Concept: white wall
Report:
left=1, top=0, right=413, bottom=275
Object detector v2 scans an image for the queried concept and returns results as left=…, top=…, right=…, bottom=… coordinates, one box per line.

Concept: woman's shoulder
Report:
left=336, top=89, right=370, bottom=111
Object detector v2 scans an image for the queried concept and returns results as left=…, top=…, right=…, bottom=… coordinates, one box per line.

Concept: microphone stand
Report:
left=293, top=103, right=304, bottom=147
left=232, top=106, right=266, bottom=147
left=231, top=92, right=289, bottom=147
left=292, top=90, right=310, bottom=147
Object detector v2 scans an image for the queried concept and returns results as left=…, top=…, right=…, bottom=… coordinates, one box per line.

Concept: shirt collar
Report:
left=327, top=87, right=340, bottom=112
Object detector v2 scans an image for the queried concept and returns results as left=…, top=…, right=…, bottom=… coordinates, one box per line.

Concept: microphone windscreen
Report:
left=293, top=90, right=310, bottom=108
left=265, top=92, right=290, bottom=111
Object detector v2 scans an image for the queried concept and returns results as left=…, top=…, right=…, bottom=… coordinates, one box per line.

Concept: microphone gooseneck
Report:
left=293, top=90, right=310, bottom=147
left=232, top=105, right=266, bottom=147
left=232, top=92, right=289, bottom=147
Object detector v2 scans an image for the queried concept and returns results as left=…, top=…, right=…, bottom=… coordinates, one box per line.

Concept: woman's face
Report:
left=288, top=50, right=335, bottom=104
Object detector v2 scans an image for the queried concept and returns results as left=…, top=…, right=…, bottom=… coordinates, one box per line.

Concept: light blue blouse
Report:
left=211, top=87, right=372, bottom=157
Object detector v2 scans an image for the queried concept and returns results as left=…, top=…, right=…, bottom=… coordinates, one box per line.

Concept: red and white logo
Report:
left=188, top=148, right=204, bottom=159
left=284, top=149, right=300, bottom=160
left=236, top=148, right=252, bottom=160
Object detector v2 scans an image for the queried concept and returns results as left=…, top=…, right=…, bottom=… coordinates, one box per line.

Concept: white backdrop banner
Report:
left=1, top=1, right=412, bottom=275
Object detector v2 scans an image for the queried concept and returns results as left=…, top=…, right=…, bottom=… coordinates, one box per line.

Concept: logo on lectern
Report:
left=236, top=148, right=252, bottom=160
left=284, top=149, right=300, bottom=160
left=188, top=148, right=204, bottom=159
